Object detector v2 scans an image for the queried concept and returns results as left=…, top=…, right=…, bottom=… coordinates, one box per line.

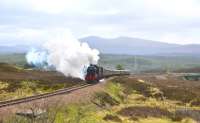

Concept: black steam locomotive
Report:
left=85, top=64, right=130, bottom=83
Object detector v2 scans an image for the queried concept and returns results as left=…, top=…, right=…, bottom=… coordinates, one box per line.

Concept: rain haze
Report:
left=0, top=0, right=200, bottom=46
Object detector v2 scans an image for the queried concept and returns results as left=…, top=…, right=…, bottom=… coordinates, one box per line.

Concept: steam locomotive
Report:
left=85, top=64, right=130, bottom=83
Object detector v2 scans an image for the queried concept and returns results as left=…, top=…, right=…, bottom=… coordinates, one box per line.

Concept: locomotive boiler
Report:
left=85, top=64, right=130, bottom=83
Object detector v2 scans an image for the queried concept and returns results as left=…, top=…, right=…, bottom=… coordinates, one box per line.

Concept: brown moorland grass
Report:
left=112, top=75, right=200, bottom=105
left=0, top=63, right=84, bottom=100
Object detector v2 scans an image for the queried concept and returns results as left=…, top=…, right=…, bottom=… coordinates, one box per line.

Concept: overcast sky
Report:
left=0, top=0, right=200, bottom=45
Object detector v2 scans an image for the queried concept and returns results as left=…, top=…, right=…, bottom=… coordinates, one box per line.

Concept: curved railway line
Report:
left=0, top=83, right=92, bottom=108
left=0, top=66, right=130, bottom=109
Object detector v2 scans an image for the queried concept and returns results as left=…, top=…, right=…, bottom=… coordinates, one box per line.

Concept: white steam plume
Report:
left=26, top=31, right=100, bottom=79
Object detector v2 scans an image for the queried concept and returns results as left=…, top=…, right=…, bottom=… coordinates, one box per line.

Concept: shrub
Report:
left=116, top=64, right=124, bottom=70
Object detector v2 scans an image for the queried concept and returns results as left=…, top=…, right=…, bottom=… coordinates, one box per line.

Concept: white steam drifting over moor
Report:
left=26, top=31, right=100, bottom=79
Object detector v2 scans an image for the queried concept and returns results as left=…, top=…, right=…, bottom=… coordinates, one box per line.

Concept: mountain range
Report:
left=80, top=36, right=200, bottom=55
left=0, top=36, right=200, bottom=55
left=0, top=45, right=30, bottom=54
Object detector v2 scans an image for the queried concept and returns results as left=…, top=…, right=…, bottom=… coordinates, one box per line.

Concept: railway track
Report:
left=0, top=84, right=92, bottom=108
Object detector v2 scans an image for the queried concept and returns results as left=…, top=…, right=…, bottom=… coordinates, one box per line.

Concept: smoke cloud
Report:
left=26, top=31, right=100, bottom=79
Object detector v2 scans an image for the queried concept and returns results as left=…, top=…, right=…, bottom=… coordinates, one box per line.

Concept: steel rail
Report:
left=0, top=84, right=92, bottom=108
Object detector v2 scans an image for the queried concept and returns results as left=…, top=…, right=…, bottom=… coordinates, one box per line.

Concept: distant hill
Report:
left=80, top=36, right=200, bottom=55
left=0, top=36, right=200, bottom=55
left=0, top=45, right=29, bottom=54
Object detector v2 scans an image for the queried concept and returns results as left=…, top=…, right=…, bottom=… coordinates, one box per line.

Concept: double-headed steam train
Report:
left=85, top=64, right=130, bottom=83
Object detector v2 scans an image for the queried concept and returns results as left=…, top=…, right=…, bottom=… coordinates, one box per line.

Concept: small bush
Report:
left=93, top=82, right=125, bottom=108
left=148, top=87, right=165, bottom=100
left=103, top=114, right=122, bottom=122
left=93, top=92, right=120, bottom=107
left=0, top=81, right=9, bottom=90
left=190, top=98, right=200, bottom=106
left=106, top=82, right=125, bottom=103
left=116, top=64, right=124, bottom=70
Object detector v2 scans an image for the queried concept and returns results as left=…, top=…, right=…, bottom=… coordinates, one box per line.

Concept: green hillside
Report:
left=0, top=53, right=200, bottom=73
left=99, top=54, right=200, bottom=73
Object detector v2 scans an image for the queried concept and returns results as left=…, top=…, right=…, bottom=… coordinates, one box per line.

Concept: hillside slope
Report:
left=80, top=36, right=200, bottom=55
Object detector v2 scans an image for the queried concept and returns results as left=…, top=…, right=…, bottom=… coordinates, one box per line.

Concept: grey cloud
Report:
left=0, top=0, right=200, bottom=45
